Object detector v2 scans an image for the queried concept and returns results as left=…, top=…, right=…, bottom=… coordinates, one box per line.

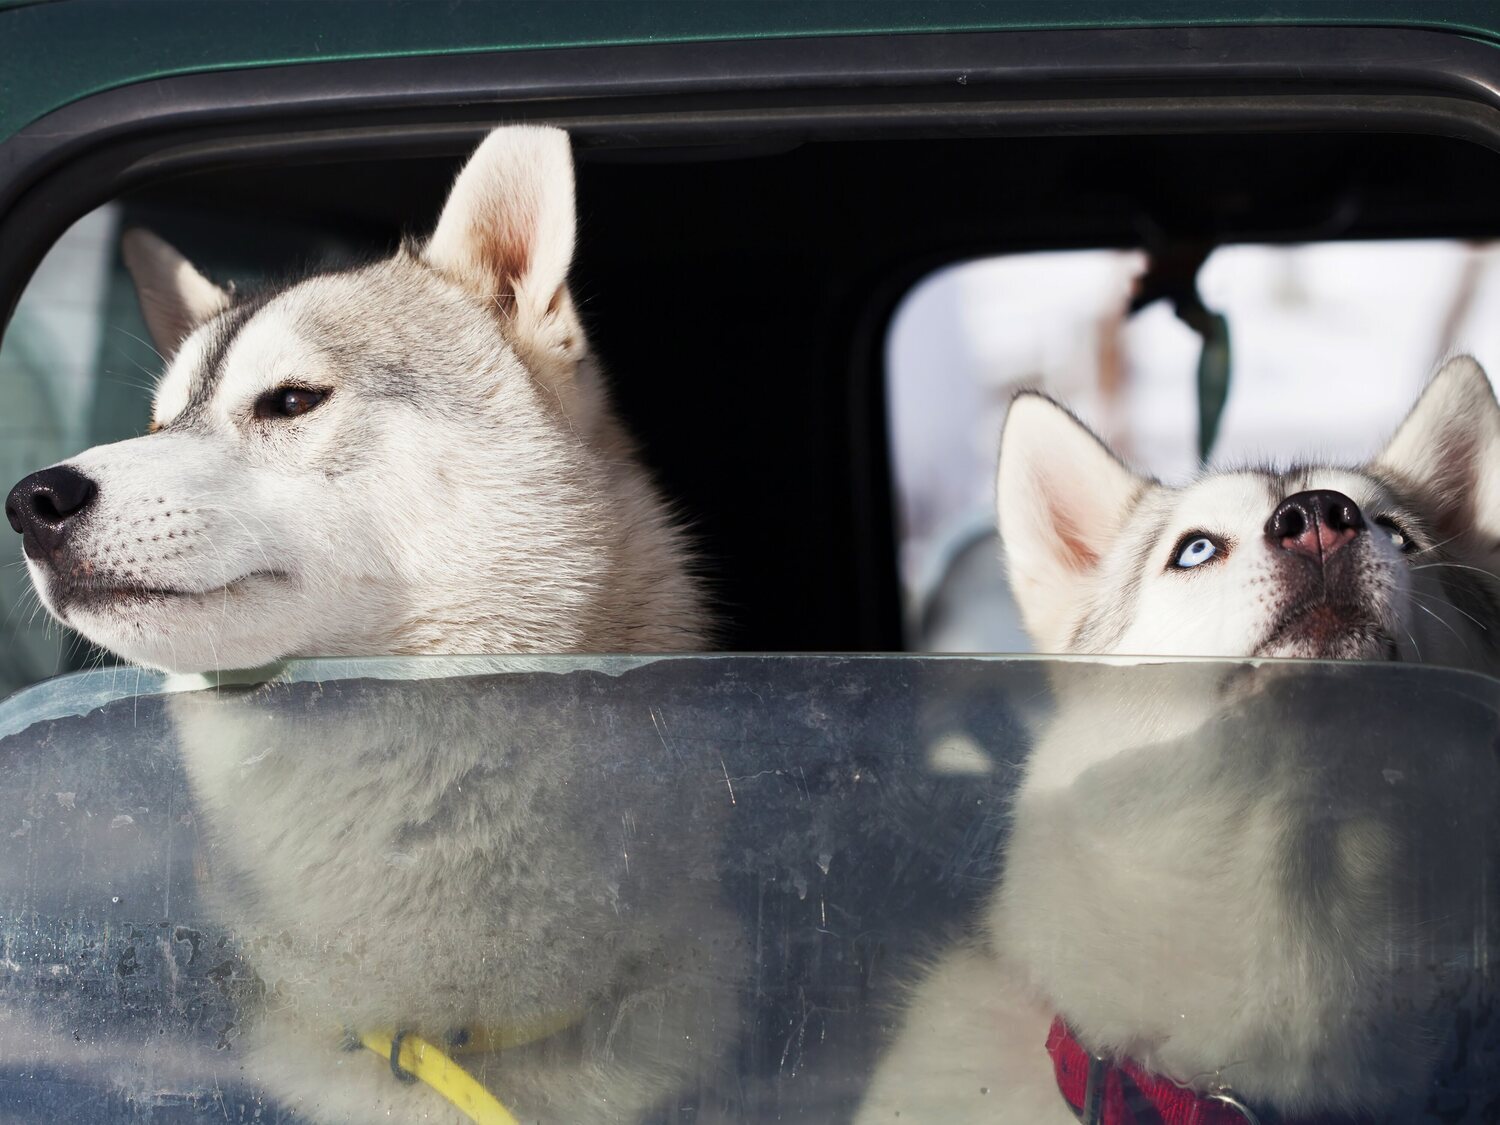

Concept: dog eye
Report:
left=254, top=386, right=329, bottom=420
left=1172, top=534, right=1221, bottom=569
left=1374, top=516, right=1416, bottom=553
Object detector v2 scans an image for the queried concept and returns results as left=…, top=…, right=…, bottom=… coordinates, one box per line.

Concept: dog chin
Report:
left=1254, top=604, right=1397, bottom=662
left=43, top=573, right=300, bottom=673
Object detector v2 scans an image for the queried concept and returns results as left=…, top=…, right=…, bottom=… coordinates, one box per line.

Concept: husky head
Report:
left=999, top=356, right=1500, bottom=669
left=5, top=126, right=705, bottom=672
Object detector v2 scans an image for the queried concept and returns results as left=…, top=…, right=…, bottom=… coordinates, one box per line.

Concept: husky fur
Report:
left=20, top=128, right=705, bottom=670
left=858, top=358, right=1500, bottom=1123
left=6, top=126, right=739, bottom=1122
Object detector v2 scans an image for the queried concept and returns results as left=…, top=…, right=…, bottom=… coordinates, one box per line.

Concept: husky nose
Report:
left=1266, top=489, right=1364, bottom=563
left=5, top=466, right=99, bottom=559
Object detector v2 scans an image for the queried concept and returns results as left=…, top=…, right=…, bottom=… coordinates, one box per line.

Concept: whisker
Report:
left=109, top=326, right=168, bottom=368
left=1398, top=621, right=1423, bottom=661
left=1410, top=533, right=1464, bottom=558
left=190, top=505, right=278, bottom=575
left=1411, top=561, right=1500, bottom=584
left=1410, top=599, right=1470, bottom=652
left=1409, top=588, right=1490, bottom=632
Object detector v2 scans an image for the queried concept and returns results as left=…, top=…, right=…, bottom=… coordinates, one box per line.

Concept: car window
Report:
left=3, top=98, right=1500, bottom=1125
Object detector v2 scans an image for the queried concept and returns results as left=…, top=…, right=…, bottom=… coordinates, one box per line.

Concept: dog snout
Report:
left=1265, top=489, right=1364, bottom=563
left=5, top=466, right=99, bottom=560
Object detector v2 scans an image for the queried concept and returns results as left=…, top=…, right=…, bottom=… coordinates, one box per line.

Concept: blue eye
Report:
left=1175, top=536, right=1219, bottom=568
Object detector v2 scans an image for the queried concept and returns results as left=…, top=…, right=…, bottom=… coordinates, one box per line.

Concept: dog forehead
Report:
left=1296, top=466, right=1392, bottom=506
left=1166, top=468, right=1390, bottom=530
left=151, top=286, right=318, bottom=425
left=153, top=326, right=215, bottom=425
left=211, top=266, right=481, bottom=395
left=162, top=273, right=366, bottom=423
left=215, top=302, right=327, bottom=405
left=150, top=259, right=502, bottom=429
left=1166, top=473, right=1281, bottom=529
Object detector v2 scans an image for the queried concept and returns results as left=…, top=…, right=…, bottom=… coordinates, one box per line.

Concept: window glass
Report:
left=0, top=655, right=1495, bottom=1121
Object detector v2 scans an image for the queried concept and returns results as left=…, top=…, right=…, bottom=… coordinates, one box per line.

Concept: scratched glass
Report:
left=0, top=656, right=1497, bottom=1123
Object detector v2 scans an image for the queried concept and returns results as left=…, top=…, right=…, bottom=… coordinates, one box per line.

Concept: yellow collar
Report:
left=352, top=1012, right=580, bottom=1125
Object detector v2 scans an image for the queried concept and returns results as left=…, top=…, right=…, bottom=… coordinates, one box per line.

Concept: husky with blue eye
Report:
left=5, top=126, right=739, bottom=1123
left=859, top=359, right=1500, bottom=1124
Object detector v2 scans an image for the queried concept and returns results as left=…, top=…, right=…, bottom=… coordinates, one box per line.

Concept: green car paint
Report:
left=5, top=0, right=1500, bottom=145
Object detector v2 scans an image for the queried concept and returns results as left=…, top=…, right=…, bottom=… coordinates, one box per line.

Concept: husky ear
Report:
left=424, top=126, right=582, bottom=369
left=997, top=393, right=1147, bottom=652
left=1373, top=356, right=1500, bottom=543
left=120, top=229, right=229, bottom=359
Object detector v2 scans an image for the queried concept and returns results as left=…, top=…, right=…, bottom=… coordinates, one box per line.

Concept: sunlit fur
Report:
left=860, top=358, right=1500, bottom=1123
left=25, top=126, right=706, bottom=674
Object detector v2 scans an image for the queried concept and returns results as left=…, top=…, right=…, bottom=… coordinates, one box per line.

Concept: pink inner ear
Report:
left=1040, top=484, right=1100, bottom=573
left=475, top=204, right=534, bottom=309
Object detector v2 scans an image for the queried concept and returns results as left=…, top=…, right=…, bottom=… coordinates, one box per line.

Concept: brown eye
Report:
left=254, top=386, right=328, bottom=420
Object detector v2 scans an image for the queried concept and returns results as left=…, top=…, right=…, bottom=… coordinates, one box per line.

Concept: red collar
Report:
left=1047, top=1017, right=1333, bottom=1124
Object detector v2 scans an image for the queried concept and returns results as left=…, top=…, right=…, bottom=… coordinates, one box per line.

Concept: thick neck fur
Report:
left=379, top=379, right=707, bottom=658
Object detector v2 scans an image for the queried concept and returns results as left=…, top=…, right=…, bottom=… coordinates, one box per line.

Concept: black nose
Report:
left=1265, top=489, right=1364, bottom=563
left=5, top=466, right=99, bottom=558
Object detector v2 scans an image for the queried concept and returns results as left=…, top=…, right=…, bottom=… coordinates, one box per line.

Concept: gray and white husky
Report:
left=7, top=126, right=705, bottom=670
left=5, top=126, right=738, bottom=1122
left=859, top=358, right=1500, bottom=1123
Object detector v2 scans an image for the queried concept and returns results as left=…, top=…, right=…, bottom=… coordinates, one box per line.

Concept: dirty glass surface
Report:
left=1, top=655, right=1497, bottom=1123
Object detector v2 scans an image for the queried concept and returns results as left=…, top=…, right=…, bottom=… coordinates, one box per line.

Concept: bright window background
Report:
left=888, top=241, right=1500, bottom=652
left=0, top=204, right=147, bottom=696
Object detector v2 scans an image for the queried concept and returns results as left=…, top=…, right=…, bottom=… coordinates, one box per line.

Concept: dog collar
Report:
left=1046, top=1017, right=1330, bottom=1125
left=348, top=1011, right=580, bottom=1125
